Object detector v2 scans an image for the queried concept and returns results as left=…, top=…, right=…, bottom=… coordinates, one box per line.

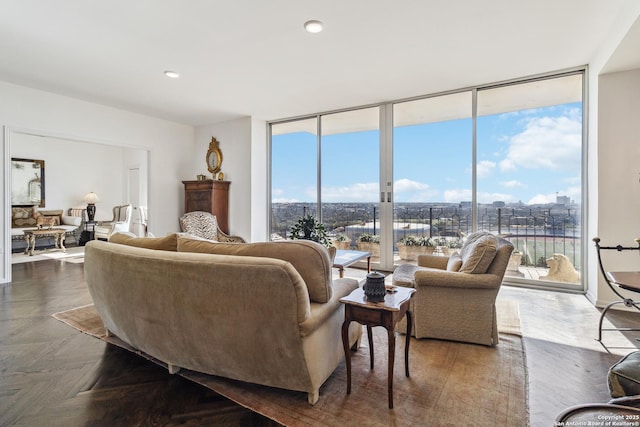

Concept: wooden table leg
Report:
left=28, top=235, right=35, bottom=256
left=24, top=235, right=31, bottom=255
left=367, top=325, right=374, bottom=369
left=341, top=318, right=352, bottom=395
left=59, top=233, right=66, bottom=252
left=366, top=256, right=371, bottom=273
left=339, top=267, right=344, bottom=278
left=405, top=310, right=412, bottom=377
left=387, top=327, right=395, bottom=409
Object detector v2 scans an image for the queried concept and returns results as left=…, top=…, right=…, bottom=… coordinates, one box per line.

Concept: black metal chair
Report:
left=593, top=236, right=640, bottom=348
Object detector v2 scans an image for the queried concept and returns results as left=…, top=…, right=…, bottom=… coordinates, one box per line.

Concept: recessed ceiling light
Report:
left=164, top=70, right=180, bottom=79
left=304, top=20, right=323, bottom=33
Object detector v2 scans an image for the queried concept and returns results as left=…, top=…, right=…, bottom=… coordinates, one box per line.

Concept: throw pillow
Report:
left=11, top=206, right=37, bottom=227
left=177, top=236, right=333, bottom=304
left=109, top=232, right=178, bottom=251
left=459, top=233, right=498, bottom=274
left=609, top=351, right=640, bottom=398
left=446, top=252, right=463, bottom=272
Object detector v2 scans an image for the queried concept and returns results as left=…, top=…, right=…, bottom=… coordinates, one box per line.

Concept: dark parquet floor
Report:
left=1, top=260, right=278, bottom=427
left=2, top=258, right=640, bottom=426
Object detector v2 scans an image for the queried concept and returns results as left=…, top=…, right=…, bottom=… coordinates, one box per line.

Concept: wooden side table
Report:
left=340, top=286, right=416, bottom=409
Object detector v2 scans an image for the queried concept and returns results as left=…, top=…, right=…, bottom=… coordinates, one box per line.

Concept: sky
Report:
left=272, top=102, right=582, bottom=206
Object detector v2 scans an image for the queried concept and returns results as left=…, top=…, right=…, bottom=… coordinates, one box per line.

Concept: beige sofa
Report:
left=84, top=233, right=362, bottom=404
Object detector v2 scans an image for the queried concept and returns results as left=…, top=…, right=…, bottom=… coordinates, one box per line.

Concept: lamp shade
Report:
left=83, top=192, right=100, bottom=204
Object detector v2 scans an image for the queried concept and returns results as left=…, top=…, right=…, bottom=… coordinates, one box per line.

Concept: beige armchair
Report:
left=392, top=232, right=514, bottom=346
left=179, top=211, right=245, bottom=243
left=94, top=204, right=133, bottom=240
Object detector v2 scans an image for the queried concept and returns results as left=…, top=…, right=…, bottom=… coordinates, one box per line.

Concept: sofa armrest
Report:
left=417, top=254, right=448, bottom=270
left=414, top=269, right=501, bottom=290
left=62, top=215, right=82, bottom=227
left=299, top=277, right=358, bottom=337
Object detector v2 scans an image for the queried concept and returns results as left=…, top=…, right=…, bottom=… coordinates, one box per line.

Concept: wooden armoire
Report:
left=182, top=180, right=230, bottom=234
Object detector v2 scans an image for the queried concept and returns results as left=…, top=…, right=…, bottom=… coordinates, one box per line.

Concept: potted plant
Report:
left=288, top=214, right=331, bottom=248
left=440, top=237, right=464, bottom=257
left=357, top=233, right=380, bottom=257
left=332, top=233, right=351, bottom=250
left=397, top=236, right=435, bottom=260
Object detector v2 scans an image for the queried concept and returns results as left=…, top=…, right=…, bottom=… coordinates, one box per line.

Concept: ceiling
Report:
left=1, top=0, right=639, bottom=127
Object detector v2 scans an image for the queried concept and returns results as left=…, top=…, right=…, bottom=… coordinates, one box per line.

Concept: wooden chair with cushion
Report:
left=392, top=232, right=514, bottom=346
left=179, top=211, right=245, bottom=243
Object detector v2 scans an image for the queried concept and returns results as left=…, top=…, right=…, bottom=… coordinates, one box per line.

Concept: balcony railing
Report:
left=271, top=203, right=581, bottom=272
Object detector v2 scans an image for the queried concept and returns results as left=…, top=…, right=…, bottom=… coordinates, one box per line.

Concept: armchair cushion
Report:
left=446, top=252, right=463, bottom=272
left=459, top=232, right=498, bottom=274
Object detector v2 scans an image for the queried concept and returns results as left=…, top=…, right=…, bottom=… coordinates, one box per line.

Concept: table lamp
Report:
left=83, top=192, right=100, bottom=221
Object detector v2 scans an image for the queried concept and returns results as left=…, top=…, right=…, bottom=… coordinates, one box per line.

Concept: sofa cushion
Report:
left=109, top=232, right=178, bottom=251
left=177, top=236, right=333, bottom=303
left=459, top=232, right=498, bottom=274
left=38, top=209, right=63, bottom=226
left=446, top=252, right=463, bottom=272
left=11, top=206, right=37, bottom=227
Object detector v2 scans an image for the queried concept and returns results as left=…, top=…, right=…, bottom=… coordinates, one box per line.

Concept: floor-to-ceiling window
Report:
left=269, top=69, right=585, bottom=290
left=476, top=73, right=584, bottom=288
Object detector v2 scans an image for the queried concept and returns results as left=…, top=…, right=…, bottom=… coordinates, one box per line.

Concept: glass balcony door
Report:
left=320, top=108, right=381, bottom=267
left=392, top=92, right=473, bottom=265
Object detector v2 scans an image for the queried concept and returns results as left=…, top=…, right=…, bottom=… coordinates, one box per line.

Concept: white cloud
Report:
left=444, top=188, right=516, bottom=204
left=443, top=188, right=471, bottom=202
left=321, top=182, right=379, bottom=202
left=477, top=160, right=496, bottom=178
left=527, top=193, right=556, bottom=205
left=499, top=115, right=581, bottom=172
left=500, top=180, right=525, bottom=188
left=394, top=178, right=439, bottom=202
left=477, top=191, right=516, bottom=204
left=527, top=185, right=581, bottom=205
left=272, top=197, right=301, bottom=203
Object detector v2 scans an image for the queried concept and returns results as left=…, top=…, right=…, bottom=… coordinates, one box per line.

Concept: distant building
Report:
left=493, top=201, right=505, bottom=208
left=556, top=195, right=572, bottom=205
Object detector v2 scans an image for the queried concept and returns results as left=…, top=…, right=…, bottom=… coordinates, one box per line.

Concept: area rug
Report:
left=53, top=299, right=528, bottom=426
left=12, top=246, right=85, bottom=264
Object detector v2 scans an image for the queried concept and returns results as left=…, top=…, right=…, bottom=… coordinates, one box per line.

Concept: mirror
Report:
left=11, top=158, right=45, bottom=207
left=206, top=137, right=223, bottom=175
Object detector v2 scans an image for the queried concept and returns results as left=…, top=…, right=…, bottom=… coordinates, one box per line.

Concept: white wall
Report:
left=595, top=68, right=640, bottom=306
left=250, top=118, right=268, bottom=242
left=194, top=118, right=253, bottom=240
left=11, top=133, right=128, bottom=220
left=1, top=81, right=195, bottom=284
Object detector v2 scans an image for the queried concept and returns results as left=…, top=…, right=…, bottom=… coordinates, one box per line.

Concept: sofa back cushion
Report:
left=177, top=236, right=333, bottom=303
left=109, top=232, right=178, bottom=251
left=459, top=232, right=498, bottom=274
left=11, top=206, right=37, bottom=227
